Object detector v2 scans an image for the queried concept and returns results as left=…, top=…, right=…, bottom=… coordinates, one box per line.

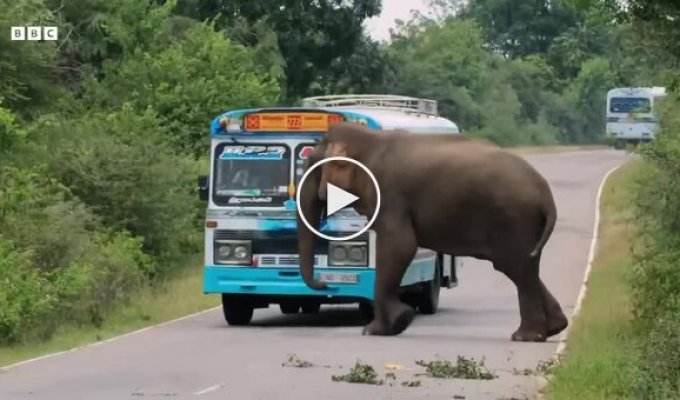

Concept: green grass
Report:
left=0, top=256, right=220, bottom=367
left=546, top=160, right=641, bottom=400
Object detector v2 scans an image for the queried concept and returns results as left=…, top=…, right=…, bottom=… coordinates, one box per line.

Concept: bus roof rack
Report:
left=302, top=94, right=439, bottom=116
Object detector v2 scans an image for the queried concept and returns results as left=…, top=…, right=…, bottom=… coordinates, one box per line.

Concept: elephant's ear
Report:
left=307, top=138, right=328, bottom=166
left=326, top=122, right=377, bottom=158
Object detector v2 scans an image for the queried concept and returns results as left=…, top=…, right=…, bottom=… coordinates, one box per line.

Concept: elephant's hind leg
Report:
left=362, top=224, right=417, bottom=336
left=540, top=279, right=568, bottom=337
left=493, top=253, right=549, bottom=342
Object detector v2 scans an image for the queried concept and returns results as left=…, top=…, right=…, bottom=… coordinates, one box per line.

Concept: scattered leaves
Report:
left=331, top=361, right=383, bottom=385
left=513, top=358, right=559, bottom=376
left=401, top=380, right=422, bottom=387
left=535, top=358, right=558, bottom=375
left=416, top=356, right=496, bottom=380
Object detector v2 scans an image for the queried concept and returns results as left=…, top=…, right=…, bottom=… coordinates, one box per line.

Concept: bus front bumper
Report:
left=203, top=266, right=376, bottom=300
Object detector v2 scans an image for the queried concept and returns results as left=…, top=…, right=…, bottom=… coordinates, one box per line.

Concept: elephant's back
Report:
left=390, top=138, right=550, bottom=220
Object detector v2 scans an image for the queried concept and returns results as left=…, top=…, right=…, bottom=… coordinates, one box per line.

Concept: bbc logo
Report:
left=11, top=26, right=58, bottom=41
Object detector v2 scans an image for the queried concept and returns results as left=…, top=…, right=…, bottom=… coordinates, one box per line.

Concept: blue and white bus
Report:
left=199, top=95, right=462, bottom=325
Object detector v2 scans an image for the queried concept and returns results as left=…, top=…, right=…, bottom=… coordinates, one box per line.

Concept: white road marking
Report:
left=0, top=306, right=221, bottom=371
left=554, top=162, right=626, bottom=357
left=194, top=383, right=224, bottom=395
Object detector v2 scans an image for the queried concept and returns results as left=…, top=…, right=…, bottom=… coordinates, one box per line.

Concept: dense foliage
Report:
left=0, top=0, right=677, bottom=370
left=559, top=0, right=680, bottom=397
left=0, top=0, right=281, bottom=344
left=631, top=94, right=680, bottom=399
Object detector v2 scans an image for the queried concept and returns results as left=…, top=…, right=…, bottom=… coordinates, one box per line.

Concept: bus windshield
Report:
left=609, top=97, right=652, bottom=114
left=213, top=144, right=290, bottom=207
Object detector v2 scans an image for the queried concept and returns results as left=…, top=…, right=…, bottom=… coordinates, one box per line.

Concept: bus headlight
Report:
left=217, top=245, right=231, bottom=258
left=214, top=240, right=252, bottom=265
left=328, top=242, right=368, bottom=266
left=234, top=245, right=249, bottom=260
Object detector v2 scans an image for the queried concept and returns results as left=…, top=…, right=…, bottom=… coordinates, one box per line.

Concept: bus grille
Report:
left=259, top=255, right=320, bottom=267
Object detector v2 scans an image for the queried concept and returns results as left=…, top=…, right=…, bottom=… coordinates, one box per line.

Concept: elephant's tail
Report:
left=530, top=188, right=557, bottom=258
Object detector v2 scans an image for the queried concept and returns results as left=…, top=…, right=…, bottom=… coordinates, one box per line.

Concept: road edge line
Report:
left=0, top=306, right=221, bottom=371
left=554, top=161, right=626, bottom=358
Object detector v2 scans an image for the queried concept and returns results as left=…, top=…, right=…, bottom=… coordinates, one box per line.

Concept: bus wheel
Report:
left=279, top=303, right=300, bottom=314
left=301, top=303, right=321, bottom=314
left=614, top=139, right=626, bottom=150
left=222, top=295, right=254, bottom=326
left=359, top=301, right=374, bottom=320
left=418, top=261, right=441, bottom=315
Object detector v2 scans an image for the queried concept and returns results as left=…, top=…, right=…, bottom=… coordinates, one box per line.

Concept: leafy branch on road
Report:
left=416, top=356, right=496, bottom=380
left=331, top=361, right=383, bottom=385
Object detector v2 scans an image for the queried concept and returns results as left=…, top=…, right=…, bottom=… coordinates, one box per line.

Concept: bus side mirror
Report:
left=198, top=175, right=209, bottom=201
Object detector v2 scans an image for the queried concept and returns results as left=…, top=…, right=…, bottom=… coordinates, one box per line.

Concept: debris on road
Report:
left=512, top=358, right=558, bottom=377
left=535, top=359, right=557, bottom=375
left=401, top=380, right=422, bottom=387
left=331, top=361, right=383, bottom=385
left=416, top=356, right=496, bottom=380
left=282, top=353, right=314, bottom=368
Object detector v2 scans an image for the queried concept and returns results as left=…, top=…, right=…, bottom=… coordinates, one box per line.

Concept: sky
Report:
left=364, top=0, right=431, bottom=42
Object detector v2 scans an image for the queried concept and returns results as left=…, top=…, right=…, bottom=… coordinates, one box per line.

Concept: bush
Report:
left=0, top=163, right=157, bottom=340
left=630, top=236, right=680, bottom=324
left=54, top=231, right=151, bottom=327
left=28, top=107, right=202, bottom=265
left=632, top=90, right=680, bottom=398
left=635, top=299, right=680, bottom=399
left=0, top=165, right=98, bottom=271
left=0, top=238, right=56, bottom=345
left=0, top=103, right=24, bottom=153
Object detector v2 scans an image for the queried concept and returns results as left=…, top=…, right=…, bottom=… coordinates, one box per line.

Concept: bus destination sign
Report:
left=244, top=112, right=344, bottom=132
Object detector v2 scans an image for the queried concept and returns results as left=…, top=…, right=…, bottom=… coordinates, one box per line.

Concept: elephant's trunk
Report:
left=297, top=166, right=328, bottom=290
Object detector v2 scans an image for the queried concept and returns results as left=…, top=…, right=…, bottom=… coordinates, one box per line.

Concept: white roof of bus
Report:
left=608, top=87, right=667, bottom=97
left=331, top=107, right=460, bottom=132
left=302, top=94, right=459, bottom=133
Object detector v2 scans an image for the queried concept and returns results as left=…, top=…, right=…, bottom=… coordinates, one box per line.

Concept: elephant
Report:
left=296, top=122, right=568, bottom=341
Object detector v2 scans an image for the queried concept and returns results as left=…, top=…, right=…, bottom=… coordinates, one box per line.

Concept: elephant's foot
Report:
left=511, top=327, right=547, bottom=342
left=546, top=312, right=568, bottom=337
left=362, top=303, right=415, bottom=336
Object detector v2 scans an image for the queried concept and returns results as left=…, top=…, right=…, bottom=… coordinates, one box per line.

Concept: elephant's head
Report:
left=318, top=123, right=380, bottom=207
left=297, top=122, right=380, bottom=290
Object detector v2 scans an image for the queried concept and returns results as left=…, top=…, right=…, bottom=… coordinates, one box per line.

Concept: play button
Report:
left=296, top=156, right=381, bottom=241
left=326, top=183, right=359, bottom=217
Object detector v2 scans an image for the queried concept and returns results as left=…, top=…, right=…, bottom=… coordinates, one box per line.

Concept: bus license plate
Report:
left=319, top=273, right=359, bottom=284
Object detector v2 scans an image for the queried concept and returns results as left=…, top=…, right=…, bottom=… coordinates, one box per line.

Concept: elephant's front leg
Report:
left=362, top=223, right=417, bottom=336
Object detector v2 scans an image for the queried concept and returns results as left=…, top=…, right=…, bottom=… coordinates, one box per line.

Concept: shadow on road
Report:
left=245, top=306, right=471, bottom=328
left=249, top=306, right=368, bottom=327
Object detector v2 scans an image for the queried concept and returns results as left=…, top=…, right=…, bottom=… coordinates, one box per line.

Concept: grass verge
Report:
left=545, top=160, right=640, bottom=400
left=0, top=255, right=219, bottom=368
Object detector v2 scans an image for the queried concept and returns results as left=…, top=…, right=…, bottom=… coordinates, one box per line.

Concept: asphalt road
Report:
left=0, top=149, right=628, bottom=400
